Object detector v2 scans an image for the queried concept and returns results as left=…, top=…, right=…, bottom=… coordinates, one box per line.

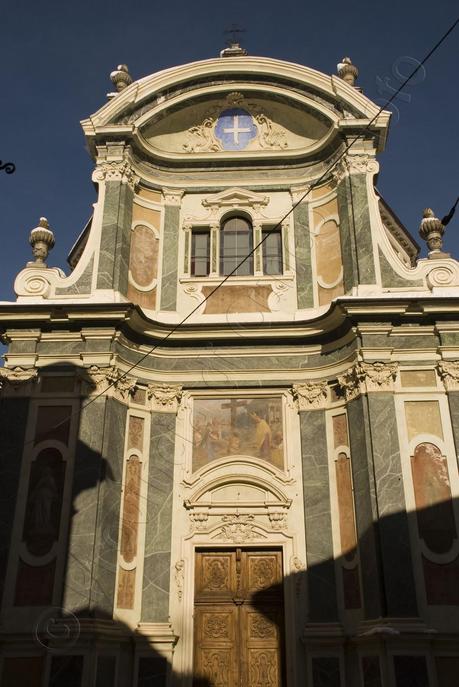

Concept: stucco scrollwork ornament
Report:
left=175, top=560, right=184, bottom=601
left=267, top=511, right=287, bottom=530
left=358, top=361, right=398, bottom=392
left=189, top=511, right=209, bottom=532
left=183, top=92, right=288, bottom=153
left=0, top=366, right=38, bottom=391
left=290, top=555, right=305, bottom=597
left=292, top=381, right=328, bottom=411
left=438, top=361, right=459, bottom=391
left=426, top=262, right=459, bottom=290
left=148, top=383, right=182, bottom=413
left=218, top=514, right=258, bottom=543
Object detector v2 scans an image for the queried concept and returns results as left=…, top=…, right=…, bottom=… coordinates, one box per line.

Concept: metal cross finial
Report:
left=224, top=23, right=246, bottom=45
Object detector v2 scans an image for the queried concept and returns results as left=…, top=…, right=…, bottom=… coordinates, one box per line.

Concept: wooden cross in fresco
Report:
left=221, top=399, right=248, bottom=428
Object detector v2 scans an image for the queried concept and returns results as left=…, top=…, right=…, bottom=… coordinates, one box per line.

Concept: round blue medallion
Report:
left=215, top=108, right=257, bottom=151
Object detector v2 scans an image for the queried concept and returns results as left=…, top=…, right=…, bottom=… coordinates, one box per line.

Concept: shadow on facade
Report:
left=0, top=363, right=457, bottom=686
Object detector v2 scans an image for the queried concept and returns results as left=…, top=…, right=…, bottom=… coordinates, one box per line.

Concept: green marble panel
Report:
left=89, top=397, right=127, bottom=615
left=348, top=174, right=376, bottom=284
left=347, top=396, right=383, bottom=619
left=141, top=412, right=175, bottom=622
left=0, top=396, right=30, bottom=601
left=379, top=249, right=423, bottom=289
left=299, top=410, right=338, bottom=621
left=96, top=181, right=133, bottom=295
left=160, top=205, right=180, bottom=311
left=55, top=255, right=95, bottom=295
left=446, top=391, right=459, bottom=469
left=293, top=203, right=314, bottom=308
left=62, top=396, right=107, bottom=611
left=367, top=393, right=418, bottom=616
left=337, top=179, right=357, bottom=292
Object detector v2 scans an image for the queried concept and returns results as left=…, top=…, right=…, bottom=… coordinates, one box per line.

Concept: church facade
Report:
left=1, top=48, right=459, bottom=687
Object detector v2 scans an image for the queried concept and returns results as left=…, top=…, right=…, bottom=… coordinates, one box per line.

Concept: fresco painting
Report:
left=192, top=397, right=284, bottom=471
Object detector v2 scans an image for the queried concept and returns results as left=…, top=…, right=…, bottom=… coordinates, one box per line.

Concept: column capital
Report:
left=438, top=360, right=459, bottom=391
left=147, top=383, right=183, bottom=413
left=292, top=381, right=328, bottom=411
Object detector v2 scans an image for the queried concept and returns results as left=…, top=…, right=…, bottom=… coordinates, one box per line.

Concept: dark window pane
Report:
left=393, top=656, right=429, bottom=687
left=49, top=655, right=83, bottom=687
left=191, top=230, right=210, bottom=276
left=312, top=656, right=341, bottom=687
left=262, top=229, right=282, bottom=275
left=220, top=216, right=253, bottom=276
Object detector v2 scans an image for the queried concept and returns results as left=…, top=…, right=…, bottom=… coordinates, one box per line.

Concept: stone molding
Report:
left=292, top=381, right=328, bottom=411
left=338, top=361, right=398, bottom=399
left=438, top=361, right=459, bottom=391
left=147, top=383, right=182, bottom=413
left=0, top=366, right=38, bottom=392
left=80, top=365, right=137, bottom=402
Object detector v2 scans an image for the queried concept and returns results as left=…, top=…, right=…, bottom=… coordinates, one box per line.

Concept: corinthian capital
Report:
left=81, top=365, right=137, bottom=402
left=337, top=361, right=398, bottom=399
left=92, top=159, right=138, bottom=190
left=438, top=361, right=459, bottom=391
left=148, top=383, right=182, bottom=413
left=358, top=361, right=398, bottom=392
left=292, top=381, right=328, bottom=411
left=0, top=366, right=38, bottom=392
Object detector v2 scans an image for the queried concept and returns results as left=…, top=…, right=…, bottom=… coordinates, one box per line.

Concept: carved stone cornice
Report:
left=0, top=366, right=38, bottom=392
left=147, top=383, right=182, bottom=413
left=92, top=159, right=138, bottom=190
left=80, top=365, right=137, bottom=402
left=330, top=158, right=348, bottom=185
left=292, top=382, right=328, bottom=411
left=438, top=361, right=459, bottom=391
left=337, top=361, right=398, bottom=400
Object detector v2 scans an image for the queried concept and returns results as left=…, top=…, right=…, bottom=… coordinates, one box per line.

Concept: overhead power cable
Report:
left=4, top=15, right=459, bottom=443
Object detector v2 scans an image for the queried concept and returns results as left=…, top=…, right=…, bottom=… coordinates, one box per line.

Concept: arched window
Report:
left=220, top=216, right=253, bottom=276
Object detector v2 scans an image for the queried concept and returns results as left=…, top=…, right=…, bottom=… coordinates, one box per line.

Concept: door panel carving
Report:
left=193, top=549, right=284, bottom=687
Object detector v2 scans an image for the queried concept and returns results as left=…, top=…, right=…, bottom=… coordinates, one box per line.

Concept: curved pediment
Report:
left=138, top=90, right=332, bottom=160
left=82, top=56, right=390, bottom=162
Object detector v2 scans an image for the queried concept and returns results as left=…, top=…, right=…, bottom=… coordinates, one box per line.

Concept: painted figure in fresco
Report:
left=226, top=432, right=241, bottom=455
left=249, top=411, right=272, bottom=459
left=29, top=465, right=58, bottom=535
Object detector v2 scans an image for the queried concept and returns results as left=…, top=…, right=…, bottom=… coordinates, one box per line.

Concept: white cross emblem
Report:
left=223, top=115, right=251, bottom=144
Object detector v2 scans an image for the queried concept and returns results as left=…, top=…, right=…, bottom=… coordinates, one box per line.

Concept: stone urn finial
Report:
left=337, top=57, right=359, bottom=86
left=419, top=208, right=449, bottom=258
left=110, top=64, right=133, bottom=92
left=28, top=217, right=55, bottom=266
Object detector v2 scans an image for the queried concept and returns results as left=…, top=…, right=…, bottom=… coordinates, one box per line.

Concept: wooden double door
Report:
left=193, top=548, right=285, bottom=687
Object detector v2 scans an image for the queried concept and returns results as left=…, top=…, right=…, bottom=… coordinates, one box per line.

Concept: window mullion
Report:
left=253, top=222, right=263, bottom=276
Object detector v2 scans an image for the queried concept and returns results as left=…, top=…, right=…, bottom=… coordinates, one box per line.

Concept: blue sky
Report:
left=1, top=0, right=458, bottom=302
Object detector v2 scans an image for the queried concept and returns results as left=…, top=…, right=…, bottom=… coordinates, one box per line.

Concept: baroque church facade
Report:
left=1, top=47, right=459, bottom=687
